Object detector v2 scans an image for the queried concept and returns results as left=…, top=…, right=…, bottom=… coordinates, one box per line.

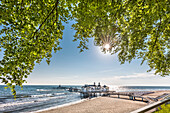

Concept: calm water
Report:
left=0, top=85, right=170, bottom=113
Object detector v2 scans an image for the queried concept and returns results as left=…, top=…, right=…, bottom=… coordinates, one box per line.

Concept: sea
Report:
left=0, top=85, right=170, bottom=113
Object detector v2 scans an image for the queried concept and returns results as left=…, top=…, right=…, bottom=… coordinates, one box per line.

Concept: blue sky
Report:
left=0, top=20, right=170, bottom=86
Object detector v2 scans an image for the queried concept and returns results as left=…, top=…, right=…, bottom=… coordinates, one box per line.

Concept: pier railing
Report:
left=131, top=97, right=170, bottom=113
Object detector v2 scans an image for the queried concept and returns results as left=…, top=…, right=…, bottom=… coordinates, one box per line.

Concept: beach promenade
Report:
left=38, top=90, right=170, bottom=113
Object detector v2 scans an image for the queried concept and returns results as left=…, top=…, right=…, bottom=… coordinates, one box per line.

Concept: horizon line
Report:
left=0, top=84, right=170, bottom=86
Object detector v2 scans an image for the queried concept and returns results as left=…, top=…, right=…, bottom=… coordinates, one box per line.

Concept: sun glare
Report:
left=104, top=44, right=110, bottom=50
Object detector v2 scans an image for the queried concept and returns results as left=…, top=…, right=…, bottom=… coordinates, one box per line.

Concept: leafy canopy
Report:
left=0, top=0, right=169, bottom=97
left=154, top=104, right=170, bottom=113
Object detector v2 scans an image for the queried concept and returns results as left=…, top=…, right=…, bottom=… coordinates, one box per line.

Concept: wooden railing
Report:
left=131, top=98, right=170, bottom=113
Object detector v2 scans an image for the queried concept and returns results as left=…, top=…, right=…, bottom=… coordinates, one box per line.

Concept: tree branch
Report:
left=56, top=0, right=58, bottom=21
left=32, top=0, right=59, bottom=39
left=151, top=1, right=162, bottom=53
left=20, top=0, right=24, bottom=15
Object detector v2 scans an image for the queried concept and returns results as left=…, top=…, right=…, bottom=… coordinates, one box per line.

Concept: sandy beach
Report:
left=38, top=97, right=146, bottom=113
left=37, top=90, right=170, bottom=113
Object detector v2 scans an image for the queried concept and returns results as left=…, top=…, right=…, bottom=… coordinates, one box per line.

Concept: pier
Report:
left=68, top=83, right=156, bottom=103
left=80, top=91, right=116, bottom=98
left=79, top=82, right=113, bottom=98
left=108, top=91, right=155, bottom=103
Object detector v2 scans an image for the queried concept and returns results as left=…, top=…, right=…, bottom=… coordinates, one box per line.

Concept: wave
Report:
left=0, top=101, right=36, bottom=109
left=36, top=89, right=53, bottom=91
left=0, top=93, right=67, bottom=100
left=0, top=95, right=67, bottom=110
left=36, top=89, right=65, bottom=91
left=31, top=94, right=54, bottom=98
left=31, top=92, right=66, bottom=98
left=53, top=93, right=65, bottom=95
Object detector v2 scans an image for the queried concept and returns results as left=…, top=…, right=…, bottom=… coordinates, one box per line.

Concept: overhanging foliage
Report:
left=0, top=0, right=169, bottom=97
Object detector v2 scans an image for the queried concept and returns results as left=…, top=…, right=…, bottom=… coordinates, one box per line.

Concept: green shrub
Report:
left=154, top=104, right=170, bottom=113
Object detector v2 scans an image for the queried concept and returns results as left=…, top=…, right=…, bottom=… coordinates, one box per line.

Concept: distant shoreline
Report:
left=1, top=84, right=170, bottom=88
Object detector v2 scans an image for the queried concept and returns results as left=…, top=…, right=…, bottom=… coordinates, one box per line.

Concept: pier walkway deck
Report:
left=79, top=91, right=154, bottom=103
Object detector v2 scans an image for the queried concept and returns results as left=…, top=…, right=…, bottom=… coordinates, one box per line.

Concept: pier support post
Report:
left=129, top=96, right=132, bottom=100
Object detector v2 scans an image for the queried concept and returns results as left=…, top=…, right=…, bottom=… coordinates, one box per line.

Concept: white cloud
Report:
left=100, top=71, right=170, bottom=86
left=113, top=72, right=155, bottom=79
left=101, top=72, right=155, bottom=81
